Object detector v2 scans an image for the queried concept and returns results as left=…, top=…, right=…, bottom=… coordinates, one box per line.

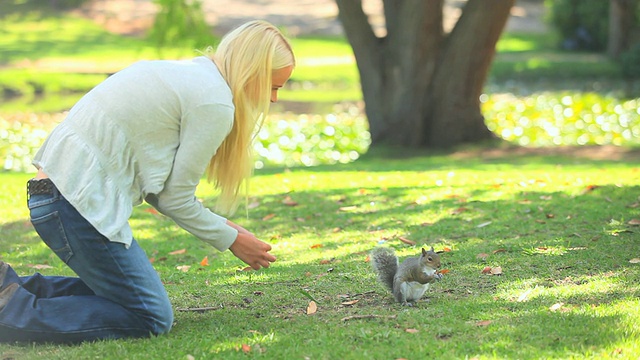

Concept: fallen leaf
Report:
left=341, top=300, right=359, bottom=306
left=490, top=266, right=503, bottom=275
left=319, top=259, right=332, bottom=265
left=481, top=266, right=492, bottom=274
left=29, top=264, right=53, bottom=270
left=282, top=196, right=298, bottom=206
left=405, top=328, right=419, bottom=333
left=517, top=288, right=533, bottom=302
left=310, top=244, right=323, bottom=249
left=332, top=227, right=342, bottom=233
left=492, top=249, right=507, bottom=254
left=475, top=320, right=492, bottom=327
left=241, top=266, right=253, bottom=272
left=437, top=269, right=450, bottom=275
left=339, top=205, right=358, bottom=211
left=262, top=213, right=276, bottom=221
left=477, top=253, right=489, bottom=260
left=200, top=256, right=209, bottom=266
left=306, top=301, right=317, bottom=315
left=176, top=265, right=191, bottom=272
left=549, top=302, right=564, bottom=312
left=398, top=236, right=416, bottom=245
left=241, top=344, right=251, bottom=353
left=169, top=248, right=187, bottom=255
left=364, top=255, right=370, bottom=263
left=581, top=185, right=599, bottom=194
left=451, top=207, right=468, bottom=215
left=145, top=207, right=160, bottom=215
left=443, top=247, right=452, bottom=252
left=629, top=258, right=640, bottom=264
left=628, top=219, right=640, bottom=226
left=247, top=201, right=260, bottom=209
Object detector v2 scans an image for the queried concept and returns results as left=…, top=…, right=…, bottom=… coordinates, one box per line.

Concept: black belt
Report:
left=27, top=178, right=56, bottom=196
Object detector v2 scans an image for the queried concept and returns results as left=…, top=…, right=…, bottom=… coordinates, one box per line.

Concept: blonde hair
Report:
left=206, top=20, right=295, bottom=214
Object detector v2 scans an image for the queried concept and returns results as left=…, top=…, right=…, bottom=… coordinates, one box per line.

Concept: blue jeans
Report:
left=0, top=181, right=173, bottom=343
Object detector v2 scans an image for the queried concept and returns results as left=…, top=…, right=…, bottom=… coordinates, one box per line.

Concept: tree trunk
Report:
left=607, top=0, right=637, bottom=59
left=336, top=0, right=514, bottom=148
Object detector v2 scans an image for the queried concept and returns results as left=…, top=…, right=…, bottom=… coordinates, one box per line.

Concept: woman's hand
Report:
left=227, top=220, right=276, bottom=270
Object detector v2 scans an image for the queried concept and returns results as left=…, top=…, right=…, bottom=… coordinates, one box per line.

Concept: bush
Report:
left=620, top=43, right=640, bottom=78
left=545, top=0, right=609, bottom=51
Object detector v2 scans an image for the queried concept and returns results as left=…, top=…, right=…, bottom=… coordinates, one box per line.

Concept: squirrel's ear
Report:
left=421, top=248, right=427, bottom=256
left=430, top=246, right=435, bottom=252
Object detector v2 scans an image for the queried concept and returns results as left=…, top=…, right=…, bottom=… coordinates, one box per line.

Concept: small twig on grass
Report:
left=177, top=306, right=223, bottom=312
left=341, top=314, right=397, bottom=322
left=349, top=290, right=376, bottom=298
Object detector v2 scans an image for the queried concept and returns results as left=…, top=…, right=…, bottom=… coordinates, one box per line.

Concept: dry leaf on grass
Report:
left=28, top=264, right=53, bottom=270
left=405, top=328, right=419, bottom=333
left=169, top=248, right=186, bottom=255
left=549, top=302, right=564, bottom=312
left=306, top=301, right=317, bottom=315
left=341, top=300, right=359, bottom=306
left=176, top=265, right=191, bottom=273
left=628, top=219, right=640, bottom=226
left=481, top=266, right=503, bottom=275
left=200, top=256, right=209, bottom=266
left=282, top=196, right=298, bottom=206
left=262, top=213, right=276, bottom=221
left=629, top=258, right=640, bottom=264
left=475, top=320, right=493, bottom=327
left=398, top=236, right=416, bottom=245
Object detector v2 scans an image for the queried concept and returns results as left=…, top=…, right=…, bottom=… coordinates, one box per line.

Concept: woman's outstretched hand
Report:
left=227, top=220, right=276, bottom=270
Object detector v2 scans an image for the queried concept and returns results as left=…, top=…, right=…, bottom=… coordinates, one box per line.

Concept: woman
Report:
left=0, top=20, right=294, bottom=343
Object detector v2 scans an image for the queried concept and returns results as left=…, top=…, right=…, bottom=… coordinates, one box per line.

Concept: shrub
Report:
left=620, top=43, right=640, bottom=78
left=545, top=0, right=609, bottom=51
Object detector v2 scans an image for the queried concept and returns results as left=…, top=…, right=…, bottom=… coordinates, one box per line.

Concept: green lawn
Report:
left=1, top=148, right=639, bottom=359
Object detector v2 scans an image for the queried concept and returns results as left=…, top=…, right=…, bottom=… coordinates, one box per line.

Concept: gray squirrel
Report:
left=370, top=247, right=443, bottom=306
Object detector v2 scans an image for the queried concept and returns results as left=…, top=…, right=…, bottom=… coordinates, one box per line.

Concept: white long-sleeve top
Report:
left=33, top=56, right=239, bottom=251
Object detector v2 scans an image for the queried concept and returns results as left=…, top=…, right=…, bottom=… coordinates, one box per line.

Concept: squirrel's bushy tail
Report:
left=370, top=247, right=398, bottom=292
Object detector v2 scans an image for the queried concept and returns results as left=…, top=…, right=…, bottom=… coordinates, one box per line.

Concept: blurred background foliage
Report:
left=0, top=0, right=639, bottom=172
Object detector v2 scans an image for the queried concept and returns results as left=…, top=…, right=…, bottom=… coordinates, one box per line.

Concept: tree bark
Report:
left=335, top=0, right=514, bottom=148
left=607, top=0, right=637, bottom=59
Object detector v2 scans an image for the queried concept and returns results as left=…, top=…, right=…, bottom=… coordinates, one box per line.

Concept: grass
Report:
left=1, top=147, right=640, bottom=359
left=1, top=6, right=639, bottom=356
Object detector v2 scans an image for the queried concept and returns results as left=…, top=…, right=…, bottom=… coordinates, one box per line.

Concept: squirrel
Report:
left=370, top=247, right=443, bottom=306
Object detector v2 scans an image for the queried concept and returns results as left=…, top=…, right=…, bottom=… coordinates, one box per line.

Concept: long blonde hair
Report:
left=207, top=20, right=295, bottom=214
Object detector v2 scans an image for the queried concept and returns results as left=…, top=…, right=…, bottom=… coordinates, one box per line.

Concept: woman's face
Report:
left=271, top=65, right=294, bottom=103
